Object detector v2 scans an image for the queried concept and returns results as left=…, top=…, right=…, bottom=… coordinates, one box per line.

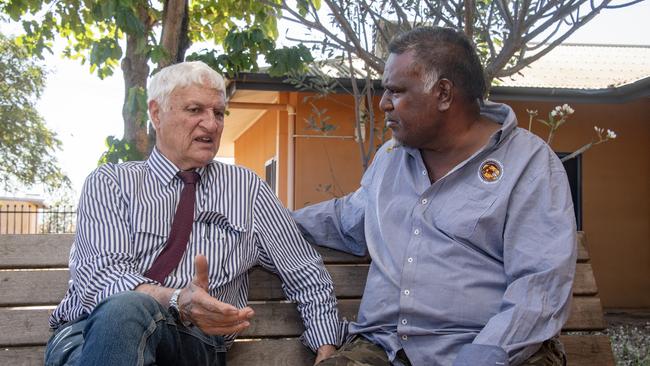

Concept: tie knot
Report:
left=177, top=171, right=200, bottom=185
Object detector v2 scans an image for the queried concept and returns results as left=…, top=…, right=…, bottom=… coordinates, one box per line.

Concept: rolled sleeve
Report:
left=254, top=180, right=344, bottom=351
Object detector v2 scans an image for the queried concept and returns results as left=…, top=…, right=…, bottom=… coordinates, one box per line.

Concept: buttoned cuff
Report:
left=300, top=319, right=346, bottom=352
left=453, top=344, right=508, bottom=366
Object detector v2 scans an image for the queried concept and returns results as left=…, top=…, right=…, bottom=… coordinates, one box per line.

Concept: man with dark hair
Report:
left=293, top=27, right=576, bottom=366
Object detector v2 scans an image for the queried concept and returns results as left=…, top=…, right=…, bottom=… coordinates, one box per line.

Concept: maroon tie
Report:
left=145, top=171, right=200, bottom=283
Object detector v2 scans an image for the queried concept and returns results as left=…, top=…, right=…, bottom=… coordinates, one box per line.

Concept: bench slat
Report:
left=577, top=231, right=589, bottom=263
left=0, top=263, right=597, bottom=306
left=0, top=296, right=606, bottom=347
left=0, top=270, right=69, bottom=306
left=0, top=234, right=368, bottom=269
left=0, top=234, right=72, bottom=269
left=0, top=335, right=614, bottom=366
left=0, top=233, right=586, bottom=268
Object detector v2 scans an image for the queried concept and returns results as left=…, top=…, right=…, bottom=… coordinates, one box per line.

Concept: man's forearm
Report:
left=135, top=283, right=175, bottom=307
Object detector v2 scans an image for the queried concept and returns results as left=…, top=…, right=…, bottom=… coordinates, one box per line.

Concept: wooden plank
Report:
left=0, top=234, right=73, bottom=269
left=227, top=338, right=315, bottom=366
left=560, top=335, right=615, bottom=366
left=0, top=265, right=367, bottom=306
left=0, top=297, right=605, bottom=346
left=0, top=335, right=615, bottom=366
left=315, top=246, right=370, bottom=264
left=249, top=265, right=369, bottom=301
left=0, top=232, right=583, bottom=267
left=577, top=231, right=589, bottom=263
left=229, top=335, right=616, bottom=366
left=564, top=297, right=606, bottom=331
left=0, top=346, right=45, bottom=366
left=0, top=308, right=52, bottom=346
left=228, top=339, right=314, bottom=365
left=0, top=263, right=595, bottom=306
left=573, top=263, right=597, bottom=296
left=0, top=234, right=367, bottom=269
left=0, top=270, right=69, bottom=306
left=239, top=300, right=360, bottom=338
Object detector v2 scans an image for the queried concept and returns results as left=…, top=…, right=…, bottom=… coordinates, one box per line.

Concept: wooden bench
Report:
left=0, top=232, right=615, bottom=365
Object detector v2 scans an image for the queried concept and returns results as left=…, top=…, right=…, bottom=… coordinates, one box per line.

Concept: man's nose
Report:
left=379, top=91, right=392, bottom=112
left=200, top=112, right=222, bottom=131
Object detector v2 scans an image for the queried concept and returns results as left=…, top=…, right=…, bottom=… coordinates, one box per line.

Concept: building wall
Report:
left=292, top=93, right=376, bottom=208
left=236, top=91, right=650, bottom=308
left=234, top=109, right=278, bottom=193
left=0, top=200, right=42, bottom=234
left=504, top=98, right=650, bottom=309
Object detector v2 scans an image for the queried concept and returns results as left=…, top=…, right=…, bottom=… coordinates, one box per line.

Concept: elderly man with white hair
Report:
left=44, top=61, right=340, bottom=366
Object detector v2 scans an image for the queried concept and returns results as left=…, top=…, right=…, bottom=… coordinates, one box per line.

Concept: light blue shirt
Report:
left=51, top=147, right=342, bottom=352
left=292, top=101, right=577, bottom=365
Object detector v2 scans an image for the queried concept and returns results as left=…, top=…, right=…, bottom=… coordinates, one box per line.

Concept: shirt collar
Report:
left=479, top=100, right=517, bottom=148
left=146, top=147, right=215, bottom=186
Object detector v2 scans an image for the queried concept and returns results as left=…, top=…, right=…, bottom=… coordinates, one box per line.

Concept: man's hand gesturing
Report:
left=178, top=254, right=255, bottom=335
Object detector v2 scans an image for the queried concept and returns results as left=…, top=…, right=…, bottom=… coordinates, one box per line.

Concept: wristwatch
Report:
left=169, top=289, right=191, bottom=326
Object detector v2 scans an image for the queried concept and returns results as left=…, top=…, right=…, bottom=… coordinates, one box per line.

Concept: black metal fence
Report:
left=0, top=205, right=77, bottom=234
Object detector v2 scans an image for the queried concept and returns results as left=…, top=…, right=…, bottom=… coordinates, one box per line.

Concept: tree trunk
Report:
left=121, top=2, right=153, bottom=158
left=159, top=0, right=190, bottom=68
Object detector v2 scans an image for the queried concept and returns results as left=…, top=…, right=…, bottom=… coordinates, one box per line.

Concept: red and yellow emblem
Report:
left=479, top=159, right=503, bottom=183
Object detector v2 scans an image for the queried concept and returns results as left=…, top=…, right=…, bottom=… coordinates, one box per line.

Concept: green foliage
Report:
left=1, top=0, right=298, bottom=164
left=0, top=33, right=70, bottom=192
left=266, top=44, right=313, bottom=77
left=98, top=135, right=145, bottom=164
left=188, top=33, right=314, bottom=77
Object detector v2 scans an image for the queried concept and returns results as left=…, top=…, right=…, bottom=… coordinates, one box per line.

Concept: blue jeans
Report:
left=44, top=291, right=226, bottom=366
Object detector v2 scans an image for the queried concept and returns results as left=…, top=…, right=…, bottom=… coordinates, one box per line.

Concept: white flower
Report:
left=594, top=126, right=603, bottom=134
left=607, top=129, right=617, bottom=139
left=551, top=110, right=557, bottom=117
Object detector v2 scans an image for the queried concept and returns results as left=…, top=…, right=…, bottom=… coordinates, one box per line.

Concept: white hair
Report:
left=147, top=61, right=226, bottom=110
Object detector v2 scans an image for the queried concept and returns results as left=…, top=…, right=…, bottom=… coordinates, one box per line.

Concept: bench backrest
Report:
left=0, top=233, right=614, bottom=365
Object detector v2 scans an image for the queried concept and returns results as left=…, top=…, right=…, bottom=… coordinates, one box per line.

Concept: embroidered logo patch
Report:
left=478, top=159, right=503, bottom=184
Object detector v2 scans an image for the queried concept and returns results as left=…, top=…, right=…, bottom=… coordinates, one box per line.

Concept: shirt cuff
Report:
left=453, top=344, right=509, bottom=366
left=300, top=319, right=346, bottom=352
left=112, top=272, right=158, bottom=294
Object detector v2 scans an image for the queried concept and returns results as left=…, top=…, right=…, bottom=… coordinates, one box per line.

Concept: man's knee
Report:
left=317, top=337, right=391, bottom=366
left=88, top=291, right=167, bottom=329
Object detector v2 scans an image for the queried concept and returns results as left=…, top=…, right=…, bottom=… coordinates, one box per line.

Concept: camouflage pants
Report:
left=316, top=336, right=566, bottom=366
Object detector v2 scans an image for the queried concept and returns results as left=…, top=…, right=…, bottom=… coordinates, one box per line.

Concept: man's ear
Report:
left=149, top=100, right=161, bottom=130
left=436, top=79, right=453, bottom=112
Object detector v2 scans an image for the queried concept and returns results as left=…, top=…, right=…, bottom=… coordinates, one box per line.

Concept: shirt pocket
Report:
left=132, top=219, right=170, bottom=260
left=196, top=211, right=249, bottom=286
left=434, top=182, right=498, bottom=240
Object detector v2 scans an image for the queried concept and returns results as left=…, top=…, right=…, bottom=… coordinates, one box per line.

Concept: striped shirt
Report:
left=50, top=147, right=342, bottom=351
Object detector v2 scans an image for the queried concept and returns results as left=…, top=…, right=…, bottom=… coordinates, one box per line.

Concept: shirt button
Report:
left=404, top=289, right=410, bottom=295
left=421, top=198, right=428, bottom=204
left=422, top=170, right=427, bottom=176
left=401, top=319, right=408, bottom=325
left=407, top=257, right=413, bottom=263
left=402, top=335, right=408, bottom=341
left=413, top=229, right=420, bottom=235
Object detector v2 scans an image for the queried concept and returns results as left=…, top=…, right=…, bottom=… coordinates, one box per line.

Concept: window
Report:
left=265, top=158, right=277, bottom=194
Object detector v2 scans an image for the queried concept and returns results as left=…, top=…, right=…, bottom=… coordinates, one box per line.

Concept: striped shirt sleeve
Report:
left=252, top=179, right=343, bottom=351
